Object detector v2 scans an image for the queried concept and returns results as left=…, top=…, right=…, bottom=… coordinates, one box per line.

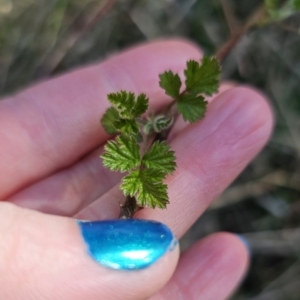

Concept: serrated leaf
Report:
left=102, top=92, right=146, bottom=140
left=101, top=135, right=141, bottom=172
left=184, top=56, right=221, bottom=96
left=101, top=107, right=120, bottom=135
left=115, top=118, right=140, bottom=136
left=107, top=91, right=149, bottom=119
left=177, top=93, right=207, bottom=123
left=121, top=169, right=169, bottom=208
left=159, top=71, right=182, bottom=98
left=131, top=93, right=149, bottom=117
left=107, top=91, right=135, bottom=118
left=142, top=141, right=176, bottom=175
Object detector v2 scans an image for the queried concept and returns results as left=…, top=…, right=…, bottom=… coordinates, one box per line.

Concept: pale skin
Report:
left=0, top=40, right=273, bottom=300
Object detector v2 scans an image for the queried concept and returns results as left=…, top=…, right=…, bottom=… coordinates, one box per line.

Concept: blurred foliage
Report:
left=265, top=0, right=300, bottom=22
left=0, top=0, right=300, bottom=299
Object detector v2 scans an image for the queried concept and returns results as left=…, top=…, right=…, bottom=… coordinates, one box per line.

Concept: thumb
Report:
left=0, top=202, right=179, bottom=300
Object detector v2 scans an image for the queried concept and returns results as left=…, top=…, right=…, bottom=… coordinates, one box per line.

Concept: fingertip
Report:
left=75, top=219, right=180, bottom=299
left=204, top=232, right=250, bottom=289
left=212, top=232, right=250, bottom=272
left=235, top=234, right=251, bottom=256
left=209, top=85, right=274, bottom=155
left=225, top=85, right=274, bottom=136
left=186, top=232, right=249, bottom=299
left=77, top=219, right=179, bottom=271
left=0, top=203, right=180, bottom=300
left=155, top=232, right=250, bottom=300
left=193, top=232, right=250, bottom=270
left=214, top=233, right=251, bottom=290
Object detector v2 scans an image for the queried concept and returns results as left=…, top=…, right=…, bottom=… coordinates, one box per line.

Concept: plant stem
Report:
left=119, top=196, right=143, bottom=219
left=216, top=4, right=266, bottom=62
left=220, top=0, right=241, bottom=35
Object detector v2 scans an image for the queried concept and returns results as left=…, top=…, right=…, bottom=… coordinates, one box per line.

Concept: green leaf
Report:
left=101, top=135, right=141, bottom=172
left=131, top=93, right=149, bottom=117
left=101, top=107, right=120, bottom=135
left=184, top=56, right=221, bottom=96
left=294, top=0, right=300, bottom=9
left=102, top=92, right=149, bottom=140
left=177, top=93, right=207, bottom=123
left=142, top=141, right=176, bottom=175
left=115, top=119, right=140, bottom=136
left=121, top=169, right=169, bottom=208
left=265, top=0, right=300, bottom=20
left=159, top=71, right=182, bottom=98
left=107, top=91, right=149, bottom=119
left=107, top=91, right=135, bottom=118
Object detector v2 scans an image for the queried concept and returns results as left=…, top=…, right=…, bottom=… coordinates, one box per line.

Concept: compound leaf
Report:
left=115, top=118, right=140, bottom=136
left=101, top=107, right=120, bottom=135
left=101, top=135, right=141, bottom=172
left=159, top=71, right=182, bottom=98
left=107, top=91, right=135, bottom=118
left=177, top=93, right=207, bottom=123
left=131, top=93, right=149, bottom=117
left=142, top=141, right=176, bottom=175
left=121, top=169, right=169, bottom=208
left=184, top=56, right=221, bottom=96
left=107, top=91, right=148, bottom=119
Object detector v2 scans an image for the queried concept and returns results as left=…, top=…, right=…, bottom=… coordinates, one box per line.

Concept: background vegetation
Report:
left=0, top=0, right=300, bottom=299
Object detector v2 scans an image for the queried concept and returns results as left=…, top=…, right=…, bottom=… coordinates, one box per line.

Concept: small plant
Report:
left=100, top=56, right=221, bottom=218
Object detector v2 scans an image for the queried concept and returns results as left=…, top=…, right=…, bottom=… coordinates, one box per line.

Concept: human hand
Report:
left=0, top=40, right=273, bottom=300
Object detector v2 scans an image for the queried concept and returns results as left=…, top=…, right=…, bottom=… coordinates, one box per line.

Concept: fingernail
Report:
left=236, top=234, right=251, bottom=255
left=77, top=219, right=177, bottom=270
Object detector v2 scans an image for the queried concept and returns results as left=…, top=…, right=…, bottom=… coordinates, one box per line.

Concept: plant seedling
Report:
left=100, top=56, right=221, bottom=218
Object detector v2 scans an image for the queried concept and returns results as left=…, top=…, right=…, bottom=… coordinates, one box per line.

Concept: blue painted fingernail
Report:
left=77, top=219, right=177, bottom=270
left=236, top=234, right=251, bottom=255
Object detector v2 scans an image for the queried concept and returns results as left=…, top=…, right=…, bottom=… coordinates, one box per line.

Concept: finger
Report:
left=206, top=81, right=237, bottom=102
left=0, top=202, right=179, bottom=300
left=137, top=86, right=273, bottom=236
left=8, top=81, right=234, bottom=216
left=151, top=233, right=249, bottom=300
left=168, top=81, right=236, bottom=141
left=76, top=87, right=273, bottom=239
left=0, top=39, right=202, bottom=199
left=9, top=145, right=123, bottom=216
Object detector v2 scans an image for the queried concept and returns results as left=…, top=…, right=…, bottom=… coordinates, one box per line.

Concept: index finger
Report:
left=0, top=40, right=202, bottom=199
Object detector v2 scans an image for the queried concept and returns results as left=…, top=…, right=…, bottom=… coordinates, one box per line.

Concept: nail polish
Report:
left=236, top=234, right=251, bottom=255
left=77, top=219, right=177, bottom=270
